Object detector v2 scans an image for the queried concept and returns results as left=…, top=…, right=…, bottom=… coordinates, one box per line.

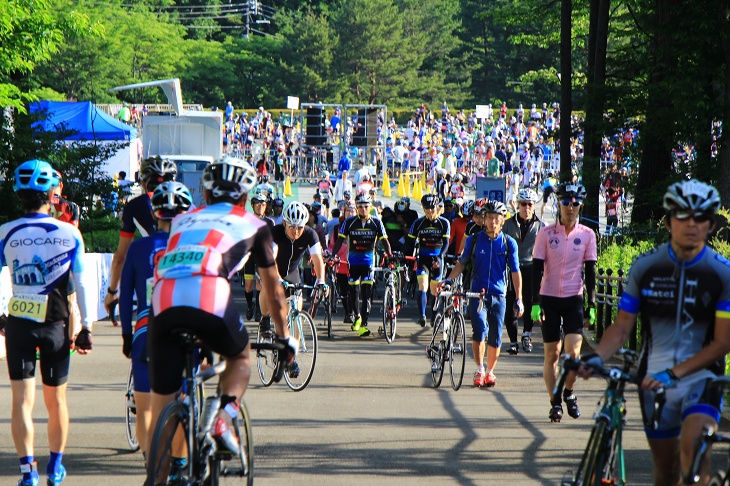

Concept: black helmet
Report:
left=140, top=156, right=177, bottom=188
left=421, top=194, right=440, bottom=209
left=557, top=182, right=586, bottom=202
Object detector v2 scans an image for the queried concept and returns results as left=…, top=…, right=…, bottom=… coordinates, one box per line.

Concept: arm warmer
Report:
left=531, top=259, right=544, bottom=305
left=584, top=260, right=597, bottom=306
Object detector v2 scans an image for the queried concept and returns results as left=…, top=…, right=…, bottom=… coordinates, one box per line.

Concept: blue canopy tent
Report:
left=30, top=101, right=137, bottom=141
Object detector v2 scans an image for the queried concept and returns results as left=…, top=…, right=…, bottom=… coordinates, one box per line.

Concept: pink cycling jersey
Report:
left=533, top=221, right=597, bottom=298
left=152, top=203, right=275, bottom=318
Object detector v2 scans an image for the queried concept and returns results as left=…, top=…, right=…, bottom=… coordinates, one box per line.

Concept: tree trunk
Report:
left=632, top=0, right=679, bottom=224
left=718, top=0, right=730, bottom=207
left=559, top=0, right=572, bottom=183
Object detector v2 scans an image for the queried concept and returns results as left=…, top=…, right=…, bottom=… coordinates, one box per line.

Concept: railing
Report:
left=595, top=268, right=634, bottom=349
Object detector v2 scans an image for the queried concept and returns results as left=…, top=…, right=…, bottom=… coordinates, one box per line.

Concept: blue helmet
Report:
left=14, top=159, right=60, bottom=192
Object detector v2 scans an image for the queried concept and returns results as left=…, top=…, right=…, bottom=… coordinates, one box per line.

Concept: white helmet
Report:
left=283, top=201, right=309, bottom=226
left=202, top=156, right=257, bottom=200
left=517, top=188, right=538, bottom=202
left=663, top=180, right=721, bottom=214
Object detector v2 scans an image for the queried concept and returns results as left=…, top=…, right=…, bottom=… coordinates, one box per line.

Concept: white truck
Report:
left=110, top=78, right=223, bottom=207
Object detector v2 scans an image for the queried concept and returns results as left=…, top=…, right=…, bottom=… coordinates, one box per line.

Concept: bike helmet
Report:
left=453, top=174, right=463, bottom=183
left=400, top=196, right=411, bottom=208
left=462, top=200, right=476, bottom=217
left=14, top=159, right=60, bottom=192
left=273, top=197, right=285, bottom=207
left=321, top=170, right=330, bottom=179
left=517, top=188, right=539, bottom=202
left=557, top=182, right=587, bottom=202
left=259, top=174, right=270, bottom=183
left=151, top=181, right=193, bottom=220
left=355, top=193, right=372, bottom=204
left=282, top=201, right=309, bottom=226
left=250, top=190, right=268, bottom=204
left=343, top=190, right=352, bottom=200
left=480, top=200, right=508, bottom=216
left=475, top=197, right=489, bottom=208
left=140, top=156, right=177, bottom=187
left=663, top=180, right=721, bottom=214
left=202, top=156, right=257, bottom=200
left=421, top=194, right=440, bottom=209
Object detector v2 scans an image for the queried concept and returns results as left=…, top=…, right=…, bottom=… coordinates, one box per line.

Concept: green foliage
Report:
left=80, top=210, right=121, bottom=252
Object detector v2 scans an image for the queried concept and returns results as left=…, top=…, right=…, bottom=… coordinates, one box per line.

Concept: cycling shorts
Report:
left=148, top=304, right=249, bottom=395
left=348, top=264, right=374, bottom=285
left=540, top=294, right=584, bottom=343
left=131, top=326, right=150, bottom=393
left=243, top=257, right=257, bottom=280
left=542, top=186, right=555, bottom=203
left=5, top=316, right=70, bottom=386
left=417, top=255, right=444, bottom=281
left=641, top=377, right=723, bottom=440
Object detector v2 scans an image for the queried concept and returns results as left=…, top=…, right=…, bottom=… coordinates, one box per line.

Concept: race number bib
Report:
left=9, top=293, right=49, bottom=323
left=157, top=245, right=208, bottom=276
left=607, top=208, right=617, bottom=216
left=145, top=277, right=155, bottom=305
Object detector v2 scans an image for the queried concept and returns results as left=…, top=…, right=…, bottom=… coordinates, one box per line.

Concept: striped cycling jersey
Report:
left=619, top=243, right=730, bottom=379
left=0, top=213, right=92, bottom=327
left=338, top=216, right=387, bottom=266
left=407, top=216, right=450, bottom=257
left=152, top=203, right=275, bottom=318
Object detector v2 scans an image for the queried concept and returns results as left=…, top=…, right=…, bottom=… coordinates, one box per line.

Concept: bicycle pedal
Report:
left=453, top=344, right=463, bottom=354
left=377, top=327, right=384, bottom=335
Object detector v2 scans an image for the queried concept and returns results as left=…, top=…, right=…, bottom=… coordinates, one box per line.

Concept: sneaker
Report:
left=473, top=370, right=486, bottom=387
left=287, top=361, right=301, bottom=378
left=417, top=316, right=427, bottom=328
left=549, top=402, right=563, bottom=422
left=17, top=480, right=39, bottom=486
left=246, top=306, right=254, bottom=321
left=253, top=309, right=262, bottom=322
left=344, top=313, right=354, bottom=324
left=351, top=316, right=362, bottom=331
left=168, top=457, right=187, bottom=483
left=431, top=360, right=441, bottom=372
left=521, top=334, right=533, bottom=353
left=258, top=315, right=271, bottom=334
left=213, top=416, right=240, bottom=454
left=507, top=343, right=519, bottom=355
left=564, top=394, right=581, bottom=419
left=358, top=326, right=371, bottom=337
left=46, top=466, right=66, bottom=486
left=484, top=371, right=496, bottom=387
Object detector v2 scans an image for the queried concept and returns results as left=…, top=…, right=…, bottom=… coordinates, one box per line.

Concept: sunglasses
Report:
left=672, top=210, right=712, bottom=223
left=287, top=224, right=305, bottom=230
left=356, top=203, right=371, bottom=207
left=519, top=201, right=534, bottom=207
left=560, top=200, right=582, bottom=207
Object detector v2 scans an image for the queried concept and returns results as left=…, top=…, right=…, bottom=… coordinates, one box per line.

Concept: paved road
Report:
left=0, top=182, right=652, bottom=486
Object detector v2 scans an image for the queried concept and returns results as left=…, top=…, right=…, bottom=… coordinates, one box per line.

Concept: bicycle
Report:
left=309, top=256, right=339, bottom=339
left=125, top=362, right=139, bottom=452
left=146, top=330, right=285, bottom=486
left=256, top=281, right=318, bottom=391
left=377, top=252, right=414, bottom=343
left=686, top=376, right=730, bottom=485
left=427, top=289, right=483, bottom=390
left=555, top=350, right=665, bottom=486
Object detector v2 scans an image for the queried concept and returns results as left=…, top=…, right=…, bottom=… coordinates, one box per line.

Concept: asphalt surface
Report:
left=0, top=181, right=681, bottom=486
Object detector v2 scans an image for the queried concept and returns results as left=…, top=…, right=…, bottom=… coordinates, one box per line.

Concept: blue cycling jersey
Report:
left=459, top=231, right=519, bottom=296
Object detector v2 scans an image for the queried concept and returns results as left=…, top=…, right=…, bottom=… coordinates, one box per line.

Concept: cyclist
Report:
left=243, top=189, right=275, bottom=321
left=502, top=188, right=545, bottom=355
left=579, top=180, right=730, bottom=486
left=539, top=171, right=557, bottom=219
left=327, top=201, right=356, bottom=321
left=2, top=160, right=94, bottom=486
left=531, top=182, right=597, bottom=422
left=440, top=201, right=522, bottom=387
left=119, top=181, right=192, bottom=460
left=105, top=156, right=177, bottom=316
left=316, top=171, right=334, bottom=218
left=405, top=194, right=451, bottom=327
left=147, top=157, right=296, bottom=460
left=448, top=199, right=473, bottom=257
left=331, top=193, right=391, bottom=336
left=271, top=196, right=285, bottom=224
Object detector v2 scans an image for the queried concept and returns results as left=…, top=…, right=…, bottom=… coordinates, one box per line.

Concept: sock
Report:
left=172, top=457, right=187, bottom=468
left=220, top=394, right=239, bottom=419
left=20, top=456, right=38, bottom=482
left=477, top=365, right=485, bottom=373
left=245, top=291, right=254, bottom=306
left=418, top=290, right=427, bottom=317
left=523, top=331, right=531, bottom=337
left=564, top=388, right=574, bottom=399
left=47, top=451, right=63, bottom=476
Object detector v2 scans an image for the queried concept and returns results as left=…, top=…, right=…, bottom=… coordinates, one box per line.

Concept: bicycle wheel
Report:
left=147, top=401, right=190, bottom=485
left=125, top=363, right=140, bottom=451
left=383, top=284, right=397, bottom=343
left=324, top=293, right=333, bottom=339
left=449, top=312, right=467, bottom=391
left=708, top=472, right=729, bottom=486
left=429, top=315, right=445, bottom=388
left=574, top=418, right=610, bottom=486
left=256, top=329, right=277, bottom=387
left=285, top=311, right=318, bottom=391
left=214, top=400, right=254, bottom=486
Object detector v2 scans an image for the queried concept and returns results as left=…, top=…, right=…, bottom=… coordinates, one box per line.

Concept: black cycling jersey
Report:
left=338, top=216, right=387, bottom=266
left=120, top=193, right=156, bottom=238
left=406, top=216, right=450, bottom=257
left=271, top=224, right=321, bottom=281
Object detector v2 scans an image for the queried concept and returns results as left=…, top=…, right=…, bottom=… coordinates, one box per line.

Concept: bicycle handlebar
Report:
left=686, top=376, right=730, bottom=484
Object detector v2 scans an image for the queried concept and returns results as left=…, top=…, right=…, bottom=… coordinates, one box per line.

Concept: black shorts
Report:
left=148, top=305, right=249, bottom=395
left=417, top=255, right=445, bottom=281
left=540, top=294, right=584, bottom=343
left=348, top=264, right=374, bottom=284
left=542, top=186, right=555, bottom=203
left=243, top=257, right=257, bottom=280
left=5, top=316, right=70, bottom=386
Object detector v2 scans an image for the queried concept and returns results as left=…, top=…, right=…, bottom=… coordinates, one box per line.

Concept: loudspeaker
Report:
left=352, top=107, right=378, bottom=147
left=305, top=107, right=326, bottom=146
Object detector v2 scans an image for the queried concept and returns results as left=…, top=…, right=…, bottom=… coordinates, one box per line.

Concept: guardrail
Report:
left=595, top=268, right=633, bottom=348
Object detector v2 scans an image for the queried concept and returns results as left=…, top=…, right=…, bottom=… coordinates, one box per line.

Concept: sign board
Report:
left=475, top=176, right=506, bottom=203
left=287, top=96, right=300, bottom=110
left=475, top=104, right=489, bottom=120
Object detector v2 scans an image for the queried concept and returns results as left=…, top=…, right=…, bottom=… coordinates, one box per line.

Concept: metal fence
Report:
left=594, top=268, right=636, bottom=349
